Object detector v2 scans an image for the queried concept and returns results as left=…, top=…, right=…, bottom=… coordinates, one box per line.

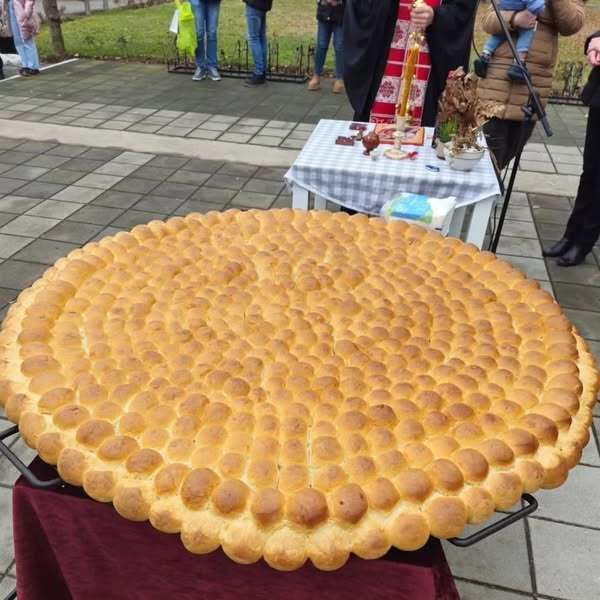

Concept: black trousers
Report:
left=483, top=117, right=536, bottom=172
left=564, top=107, right=600, bottom=252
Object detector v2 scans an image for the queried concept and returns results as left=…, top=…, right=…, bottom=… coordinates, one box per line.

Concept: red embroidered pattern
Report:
left=370, top=0, right=442, bottom=125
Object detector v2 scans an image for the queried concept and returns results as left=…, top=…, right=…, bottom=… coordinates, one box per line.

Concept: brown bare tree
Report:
left=41, top=0, right=66, bottom=57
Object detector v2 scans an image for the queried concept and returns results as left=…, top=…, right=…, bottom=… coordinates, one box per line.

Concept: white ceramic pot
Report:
left=443, top=145, right=485, bottom=172
left=434, top=139, right=448, bottom=160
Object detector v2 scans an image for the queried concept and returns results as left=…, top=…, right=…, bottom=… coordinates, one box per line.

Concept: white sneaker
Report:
left=207, top=67, right=221, bottom=81
left=192, top=67, right=207, bottom=81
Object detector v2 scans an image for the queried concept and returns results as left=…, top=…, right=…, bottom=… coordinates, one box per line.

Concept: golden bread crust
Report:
left=0, top=209, right=598, bottom=571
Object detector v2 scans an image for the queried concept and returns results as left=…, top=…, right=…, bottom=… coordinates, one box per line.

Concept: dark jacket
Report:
left=317, top=0, right=344, bottom=23
left=244, top=0, right=273, bottom=11
left=582, top=32, right=600, bottom=109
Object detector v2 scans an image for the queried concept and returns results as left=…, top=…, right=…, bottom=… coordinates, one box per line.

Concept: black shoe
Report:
left=474, top=55, right=490, bottom=78
left=244, top=74, right=266, bottom=87
left=507, top=63, right=528, bottom=83
left=543, top=237, right=573, bottom=258
left=0, top=68, right=4, bottom=81
left=557, top=245, right=588, bottom=267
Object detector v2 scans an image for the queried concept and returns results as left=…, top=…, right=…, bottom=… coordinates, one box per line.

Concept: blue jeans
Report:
left=314, top=20, right=344, bottom=79
left=485, top=27, right=536, bottom=56
left=191, top=0, right=220, bottom=70
left=245, top=5, right=268, bottom=76
left=8, top=0, right=40, bottom=70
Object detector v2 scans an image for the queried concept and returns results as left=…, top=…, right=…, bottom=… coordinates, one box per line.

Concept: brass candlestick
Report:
left=384, top=114, right=410, bottom=160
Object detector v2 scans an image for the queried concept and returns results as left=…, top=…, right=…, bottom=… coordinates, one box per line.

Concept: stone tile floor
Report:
left=0, top=137, right=598, bottom=599
left=0, top=60, right=353, bottom=132
left=0, top=58, right=599, bottom=599
left=0, top=60, right=588, bottom=152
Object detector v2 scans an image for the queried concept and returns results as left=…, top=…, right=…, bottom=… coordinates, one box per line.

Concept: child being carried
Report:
left=474, top=0, right=545, bottom=83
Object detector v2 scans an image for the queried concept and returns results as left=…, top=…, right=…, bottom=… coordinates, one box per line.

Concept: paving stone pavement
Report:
left=1, top=58, right=600, bottom=598
left=0, top=60, right=588, bottom=155
left=0, top=136, right=598, bottom=599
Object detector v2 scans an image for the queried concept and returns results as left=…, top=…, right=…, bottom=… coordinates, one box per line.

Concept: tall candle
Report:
left=398, top=33, right=421, bottom=117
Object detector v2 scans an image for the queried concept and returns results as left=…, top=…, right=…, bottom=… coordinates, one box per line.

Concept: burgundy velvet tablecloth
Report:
left=13, top=458, right=459, bottom=600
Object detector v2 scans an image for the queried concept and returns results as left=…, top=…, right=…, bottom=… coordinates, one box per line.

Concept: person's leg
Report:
left=332, top=22, right=344, bottom=80
left=260, top=9, right=268, bottom=75
left=192, top=1, right=207, bottom=72
left=23, top=37, right=40, bottom=71
left=483, top=118, right=510, bottom=172
left=474, top=35, right=503, bottom=78
left=332, top=21, right=345, bottom=93
left=206, top=0, right=220, bottom=73
left=309, top=20, right=332, bottom=90
left=246, top=5, right=265, bottom=77
left=8, top=1, right=27, bottom=69
left=484, top=34, right=504, bottom=56
left=5, top=7, right=38, bottom=72
left=508, top=28, right=535, bottom=82
left=484, top=117, right=534, bottom=172
left=563, top=108, right=600, bottom=252
left=515, top=28, right=535, bottom=58
left=314, top=20, right=332, bottom=76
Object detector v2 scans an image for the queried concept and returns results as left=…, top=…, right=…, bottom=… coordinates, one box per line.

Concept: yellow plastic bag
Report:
left=174, top=0, right=196, bottom=58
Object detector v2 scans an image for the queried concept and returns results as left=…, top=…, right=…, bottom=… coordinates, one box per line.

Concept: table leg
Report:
left=465, top=196, right=496, bottom=249
left=292, top=185, right=310, bottom=210
left=314, top=195, right=327, bottom=210
left=448, top=206, right=466, bottom=239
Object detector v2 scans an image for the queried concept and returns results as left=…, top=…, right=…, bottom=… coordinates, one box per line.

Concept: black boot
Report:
left=0, top=57, right=4, bottom=81
left=507, top=63, right=528, bottom=83
left=473, top=55, right=490, bottom=79
left=543, top=238, right=573, bottom=258
left=557, top=245, right=588, bottom=267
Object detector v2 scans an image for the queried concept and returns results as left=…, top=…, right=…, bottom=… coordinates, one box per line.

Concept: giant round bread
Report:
left=0, top=209, right=598, bottom=571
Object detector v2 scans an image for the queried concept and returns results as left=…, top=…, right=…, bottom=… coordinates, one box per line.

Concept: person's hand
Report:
left=512, top=10, right=537, bottom=29
left=411, top=3, right=434, bottom=29
left=587, top=37, right=600, bottom=67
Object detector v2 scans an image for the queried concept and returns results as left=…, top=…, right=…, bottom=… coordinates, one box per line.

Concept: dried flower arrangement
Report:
left=437, top=67, right=503, bottom=153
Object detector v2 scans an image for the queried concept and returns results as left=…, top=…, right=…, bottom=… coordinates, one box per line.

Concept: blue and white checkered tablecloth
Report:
left=285, top=120, right=501, bottom=215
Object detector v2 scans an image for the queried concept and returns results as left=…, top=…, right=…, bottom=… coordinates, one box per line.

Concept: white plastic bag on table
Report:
left=380, top=193, right=457, bottom=235
left=169, top=10, right=179, bottom=34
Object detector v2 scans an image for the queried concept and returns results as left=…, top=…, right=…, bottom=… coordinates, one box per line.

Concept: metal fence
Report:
left=550, top=61, right=587, bottom=105
left=167, top=36, right=587, bottom=102
left=167, top=38, right=314, bottom=83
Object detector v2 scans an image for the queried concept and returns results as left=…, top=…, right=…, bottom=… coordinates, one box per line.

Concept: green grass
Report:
left=36, top=0, right=600, bottom=77
left=37, top=0, right=319, bottom=64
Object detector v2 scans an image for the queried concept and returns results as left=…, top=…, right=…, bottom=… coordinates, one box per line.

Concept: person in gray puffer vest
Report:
left=308, top=0, right=345, bottom=94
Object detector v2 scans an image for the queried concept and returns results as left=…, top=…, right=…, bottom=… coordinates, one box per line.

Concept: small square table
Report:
left=285, top=120, right=502, bottom=248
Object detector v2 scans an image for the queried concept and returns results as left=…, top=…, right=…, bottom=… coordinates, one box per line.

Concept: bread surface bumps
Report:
left=0, top=209, right=597, bottom=571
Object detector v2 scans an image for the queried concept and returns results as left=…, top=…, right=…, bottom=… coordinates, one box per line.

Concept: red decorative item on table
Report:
left=362, top=131, right=381, bottom=155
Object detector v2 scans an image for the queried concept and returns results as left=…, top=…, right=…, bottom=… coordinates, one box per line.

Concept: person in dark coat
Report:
left=343, top=0, right=478, bottom=126
left=243, top=0, right=273, bottom=87
left=543, top=32, right=600, bottom=266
